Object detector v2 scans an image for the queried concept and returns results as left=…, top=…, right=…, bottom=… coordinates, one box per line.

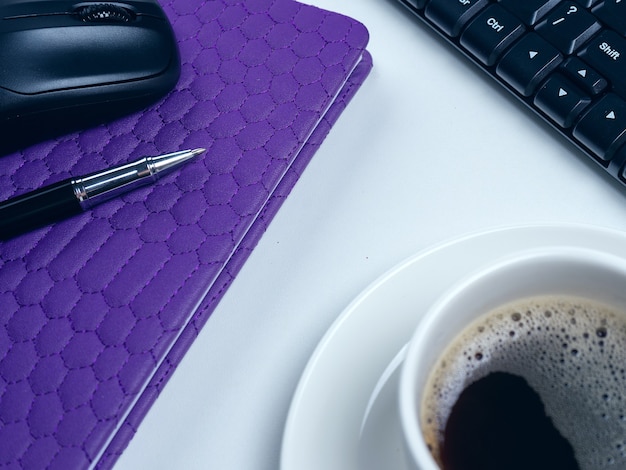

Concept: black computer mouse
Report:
left=0, top=0, right=180, bottom=154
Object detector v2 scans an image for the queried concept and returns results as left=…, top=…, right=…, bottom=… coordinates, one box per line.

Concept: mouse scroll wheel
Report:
left=76, top=4, right=136, bottom=22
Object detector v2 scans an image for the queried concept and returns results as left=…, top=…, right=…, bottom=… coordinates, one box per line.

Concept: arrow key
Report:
left=496, top=33, right=562, bottom=96
left=561, top=57, right=607, bottom=95
left=534, top=74, right=591, bottom=128
left=573, top=93, right=626, bottom=161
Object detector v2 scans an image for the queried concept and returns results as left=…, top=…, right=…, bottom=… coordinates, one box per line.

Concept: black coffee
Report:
left=441, top=372, right=579, bottom=470
left=420, top=296, right=626, bottom=470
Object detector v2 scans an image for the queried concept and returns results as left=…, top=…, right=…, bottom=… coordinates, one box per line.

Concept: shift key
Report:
left=578, top=31, right=626, bottom=98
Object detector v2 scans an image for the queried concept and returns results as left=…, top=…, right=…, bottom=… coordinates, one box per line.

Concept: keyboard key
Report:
left=593, top=0, right=626, bottom=35
left=425, top=0, right=489, bottom=37
left=578, top=31, right=626, bottom=98
left=498, top=0, right=559, bottom=26
left=573, top=93, right=626, bottom=161
left=393, top=0, right=626, bottom=189
left=496, top=33, right=562, bottom=96
left=534, top=74, right=591, bottom=127
left=561, top=57, right=608, bottom=95
left=616, top=147, right=626, bottom=181
left=406, top=0, right=428, bottom=9
left=536, top=2, right=601, bottom=54
left=577, top=0, right=602, bottom=6
left=460, top=4, right=525, bottom=66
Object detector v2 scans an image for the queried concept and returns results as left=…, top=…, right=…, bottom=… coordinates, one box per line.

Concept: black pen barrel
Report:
left=0, top=148, right=204, bottom=240
left=0, top=179, right=81, bottom=240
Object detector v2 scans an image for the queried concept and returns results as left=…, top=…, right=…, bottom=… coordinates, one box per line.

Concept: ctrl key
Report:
left=573, top=93, right=626, bottom=162
left=460, top=5, right=525, bottom=66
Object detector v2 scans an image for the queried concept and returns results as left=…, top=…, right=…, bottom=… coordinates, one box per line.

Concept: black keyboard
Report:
left=397, top=0, right=626, bottom=188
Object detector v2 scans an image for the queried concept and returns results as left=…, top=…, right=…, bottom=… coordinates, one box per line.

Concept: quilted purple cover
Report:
left=0, top=0, right=371, bottom=468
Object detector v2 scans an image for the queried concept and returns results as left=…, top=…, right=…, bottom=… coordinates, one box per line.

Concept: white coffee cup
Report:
left=398, top=247, right=626, bottom=470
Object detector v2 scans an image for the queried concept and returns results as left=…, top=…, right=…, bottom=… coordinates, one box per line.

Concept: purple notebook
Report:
left=0, top=0, right=371, bottom=468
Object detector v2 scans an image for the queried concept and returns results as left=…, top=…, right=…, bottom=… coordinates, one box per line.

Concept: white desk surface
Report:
left=116, top=0, right=626, bottom=468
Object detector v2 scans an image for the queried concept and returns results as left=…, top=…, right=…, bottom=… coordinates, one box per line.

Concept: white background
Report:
left=117, top=0, right=626, bottom=468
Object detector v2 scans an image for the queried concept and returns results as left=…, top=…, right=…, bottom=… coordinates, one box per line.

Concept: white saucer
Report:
left=280, top=224, right=626, bottom=470
left=358, top=344, right=408, bottom=470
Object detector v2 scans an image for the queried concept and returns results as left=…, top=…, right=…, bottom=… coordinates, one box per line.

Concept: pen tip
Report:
left=150, top=148, right=206, bottom=176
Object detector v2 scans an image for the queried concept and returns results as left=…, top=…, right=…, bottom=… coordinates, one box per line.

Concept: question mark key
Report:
left=536, top=2, right=601, bottom=54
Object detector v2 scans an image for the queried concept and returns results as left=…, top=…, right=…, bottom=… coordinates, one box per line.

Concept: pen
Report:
left=0, top=148, right=205, bottom=240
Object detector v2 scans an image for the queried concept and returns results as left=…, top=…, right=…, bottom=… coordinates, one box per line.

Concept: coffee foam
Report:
left=421, top=295, right=626, bottom=470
